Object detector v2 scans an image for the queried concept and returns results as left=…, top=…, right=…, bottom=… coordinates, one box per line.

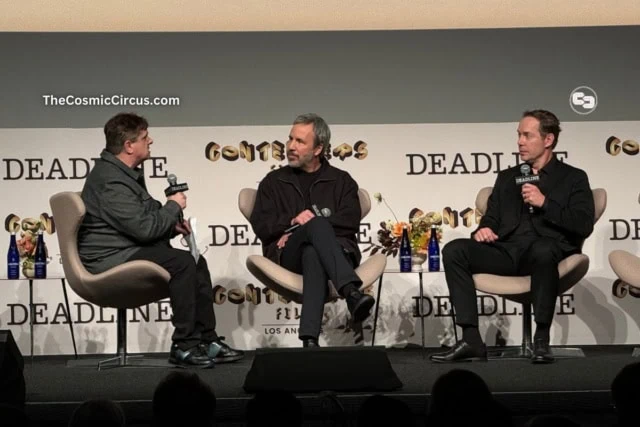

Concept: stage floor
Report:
left=22, top=345, right=634, bottom=426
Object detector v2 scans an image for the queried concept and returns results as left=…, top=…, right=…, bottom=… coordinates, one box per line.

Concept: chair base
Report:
left=489, top=345, right=585, bottom=360
left=67, top=354, right=174, bottom=370
left=632, top=348, right=640, bottom=357
left=65, top=308, right=175, bottom=370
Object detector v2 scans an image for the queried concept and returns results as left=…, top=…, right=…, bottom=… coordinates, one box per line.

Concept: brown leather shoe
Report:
left=430, top=340, right=487, bottom=363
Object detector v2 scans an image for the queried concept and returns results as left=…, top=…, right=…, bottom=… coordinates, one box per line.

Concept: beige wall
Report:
left=1, top=0, right=639, bottom=31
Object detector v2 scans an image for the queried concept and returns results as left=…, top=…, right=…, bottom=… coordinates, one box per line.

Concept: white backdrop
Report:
left=1, top=120, right=639, bottom=355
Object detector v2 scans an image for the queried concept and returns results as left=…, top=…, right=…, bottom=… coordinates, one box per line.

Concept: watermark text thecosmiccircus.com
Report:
left=42, top=94, right=180, bottom=107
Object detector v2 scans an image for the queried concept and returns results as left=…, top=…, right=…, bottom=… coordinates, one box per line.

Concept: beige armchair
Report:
left=50, top=192, right=171, bottom=369
left=609, top=193, right=640, bottom=357
left=238, top=188, right=386, bottom=320
left=471, top=187, right=607, bottom=359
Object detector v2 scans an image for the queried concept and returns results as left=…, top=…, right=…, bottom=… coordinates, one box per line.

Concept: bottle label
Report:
left=35, top=261, right=47, bottom=279
left=428, top=254, right=440, bottom=272
left=399, top=255, right=412, bottom=272
left=8, top=262, right=20, bottom=279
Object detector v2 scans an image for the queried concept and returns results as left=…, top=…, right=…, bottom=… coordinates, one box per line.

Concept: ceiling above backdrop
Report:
left=1, top=0, right=639, bottom=31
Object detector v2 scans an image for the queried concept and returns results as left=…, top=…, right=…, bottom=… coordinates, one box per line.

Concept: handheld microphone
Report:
left=515, top=163, right=540, bottom=213
left=284, top=205, right=332, bottom=233
left=165, top=174, right=189, bottom=196
left=165, top=173, right=189, bottom=222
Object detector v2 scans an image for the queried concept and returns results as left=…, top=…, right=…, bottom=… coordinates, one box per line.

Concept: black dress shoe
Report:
left=346, top=289, right=375, bottom=323
left=430, top=340, right=487, bottom=363
left=202, top=337, right=244, bottom=364
left=169, top=344, right=214, bottom=368
left=531, top=338, right=555, bottom=364
left=302, top=337, right=320, bottom=348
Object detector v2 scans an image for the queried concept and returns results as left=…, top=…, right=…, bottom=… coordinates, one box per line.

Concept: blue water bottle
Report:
left=7, top=231, right=20, bottom=279
left=399, top=225, right=411, bottom=272
left=34, top=229, right=47, bottom=279
left=428, top=224, right=440, bottom=272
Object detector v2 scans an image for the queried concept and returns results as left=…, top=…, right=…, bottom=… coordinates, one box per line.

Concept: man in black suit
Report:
left=431, top=109, right=595, bottom=364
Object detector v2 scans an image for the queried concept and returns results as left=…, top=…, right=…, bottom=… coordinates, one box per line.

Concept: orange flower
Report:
left=391, top=221, right=410, bottom=237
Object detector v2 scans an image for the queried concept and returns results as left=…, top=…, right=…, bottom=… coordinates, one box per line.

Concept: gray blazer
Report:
left=77, top=150, right=182, bottom=273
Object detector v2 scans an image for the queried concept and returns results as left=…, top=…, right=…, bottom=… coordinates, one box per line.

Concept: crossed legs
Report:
left=280, top=217, right=371, bottom=344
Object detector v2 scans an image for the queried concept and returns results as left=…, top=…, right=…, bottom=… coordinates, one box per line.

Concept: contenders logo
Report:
left=204, top=140, right=368, bottom=163
left=605, top=136, right=639, bottom=156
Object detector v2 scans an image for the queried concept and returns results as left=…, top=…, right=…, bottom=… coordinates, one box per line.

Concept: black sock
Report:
left=340, top=283, right=359, bottom=298
left=534, top=323, right=550, bottom=341
left=461, top=325, right=483, bottom=347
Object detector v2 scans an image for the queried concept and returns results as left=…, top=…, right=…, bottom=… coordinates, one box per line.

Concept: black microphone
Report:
left=284, top=205, right=332, bottom=233
left=515, top=163, right=540, bottom=213
left=165, top=174, right=189, bottom=222
left=165, top=174, right=189, bottom=196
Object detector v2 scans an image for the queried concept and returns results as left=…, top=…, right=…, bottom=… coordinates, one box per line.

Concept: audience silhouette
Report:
left=152, top=371, right=216, bottom=427
left=357, top=394, right=416, bottom=427
left=611, top=361, right=640, bottom=427
left=68, top=399, right=126, bottom=427
left=246, top=390, right=302, bottom=427
left=427, top=368, right=512, bottom=427
left=0, top=402, right=29, bottom=427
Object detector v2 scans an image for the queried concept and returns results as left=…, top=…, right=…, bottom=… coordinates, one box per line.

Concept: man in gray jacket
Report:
left=78, top=112, right=243, bottom=367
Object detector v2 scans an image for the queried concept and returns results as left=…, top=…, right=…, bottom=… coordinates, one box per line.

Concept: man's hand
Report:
left=175, top=219, right=192, bottom=236
left=291, top=209, right=315, bottom=227
left=167, top=192, right=187, bottom=209
left=277, top=232, right=292, bottom=248
left=521, top=184, right=545, bottom=208
left=473, top=227, right=499, bottom=243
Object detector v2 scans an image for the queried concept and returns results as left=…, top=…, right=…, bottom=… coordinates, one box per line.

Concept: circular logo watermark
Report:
left=569, top=86, right=598, bottom=115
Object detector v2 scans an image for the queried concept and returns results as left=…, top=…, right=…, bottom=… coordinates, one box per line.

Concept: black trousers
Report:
left=442, top=236, right=569, bottom=327
left=127, top=243, right=218, bottom=350
left=280, top=217, right=362, bottom=340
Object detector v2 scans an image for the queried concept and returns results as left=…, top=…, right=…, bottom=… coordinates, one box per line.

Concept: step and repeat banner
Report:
left=0, top=120, right=638, bottom=355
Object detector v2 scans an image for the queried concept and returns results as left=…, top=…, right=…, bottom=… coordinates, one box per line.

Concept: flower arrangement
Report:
left=5, top=213, right=55, bottom=277
left=363, top=193, right=443, bottom=258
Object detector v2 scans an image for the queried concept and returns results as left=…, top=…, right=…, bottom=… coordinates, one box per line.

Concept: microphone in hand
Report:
left=165, top=174, right=189, bottom=196
left=284, top=205, right=332, bottom=233
left=165, top=173, right=189, bottom=222
left=515, top=163, right=540, bottom=213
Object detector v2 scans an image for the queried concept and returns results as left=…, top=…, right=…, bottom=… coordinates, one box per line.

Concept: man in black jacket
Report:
left=249, top=113, right=374, bottom=347
left=79, top=112, right=243, bottom=367
left=431, top=109, right=595, bottom=364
